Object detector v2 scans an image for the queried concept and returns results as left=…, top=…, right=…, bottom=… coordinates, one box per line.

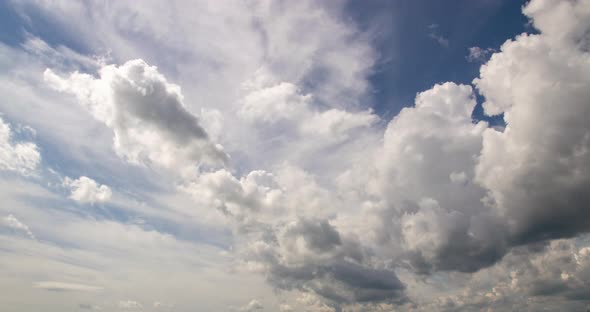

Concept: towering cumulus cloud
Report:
left=474, top=0, right=590, bottom=244
left=44, top=60, right=228, bottom=169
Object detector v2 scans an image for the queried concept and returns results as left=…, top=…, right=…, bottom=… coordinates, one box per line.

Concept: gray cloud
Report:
left=245, top=218, right=407, bottom=309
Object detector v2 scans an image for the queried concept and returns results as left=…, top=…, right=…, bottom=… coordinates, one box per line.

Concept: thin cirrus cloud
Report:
left=0, top=0, right=589, bottom=311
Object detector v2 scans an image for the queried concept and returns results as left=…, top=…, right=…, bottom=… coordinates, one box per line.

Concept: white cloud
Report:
left=63, top=176, right=112, bottom=204
left=474, top=0, right=590, bottom=243
left=0, top=116, right=40, bottom=175
left=238, top=72, right=379, bottom=151
left=44, top=59, right=228, bottom=170
left=3, top=214, right=35, bottom=240
left=33, top=281, right=103, bottom=292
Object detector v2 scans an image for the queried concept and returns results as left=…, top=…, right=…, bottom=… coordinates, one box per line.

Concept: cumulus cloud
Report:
left=371, top=82, right=506, bottom=273
left=0, top=116, right=40, bottom=175
left=3, top=0, right=590, bottom=310
left=3, top=214, right=35, bottom=240
left=238, top=71, right=378, bottom=150
left=63, top=176, right=112, bottom=204
left=406, top=237, right=590, bottom=311
left=243, top=217, right=406, bottom=308
left=474, top=0, right=590, bottom=244
left=44, top=59, right=228, bottom=169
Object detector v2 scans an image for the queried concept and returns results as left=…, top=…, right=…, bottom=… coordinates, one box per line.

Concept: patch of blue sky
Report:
left=346, top=0, right=532, bottom=127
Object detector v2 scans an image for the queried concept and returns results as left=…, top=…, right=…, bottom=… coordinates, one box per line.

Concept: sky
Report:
left=0, top=0, right=589, bottom=311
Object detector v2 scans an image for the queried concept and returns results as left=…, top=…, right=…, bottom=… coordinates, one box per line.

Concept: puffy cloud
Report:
left=240, top=80, right=377, bottom=141
left=407, top=237, right=590, bottom=311
left=0, top=116, right=40, bottom=175
left=4, top=0, right=590, bottom=310
left=372, top=82, right=506, bottom=273
left=63, top=176, right=112, bottom=204
left=244, top=218, right=406, bottom=308
left=474, top=0, right=590, bottom=244
left=3, top=214, right=35, bottom=240
left=44, top=59, right=228, bottom=169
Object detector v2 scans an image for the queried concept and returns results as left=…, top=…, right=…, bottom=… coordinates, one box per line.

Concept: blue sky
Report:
left=348, top=0, right=530, bottom=121
left=1, top=1, right=590, bottom=311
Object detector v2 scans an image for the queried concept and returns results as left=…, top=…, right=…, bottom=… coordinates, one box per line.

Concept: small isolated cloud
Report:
left=3, top=214, right=35, bottom=239
left=466, top=46, right=495, bottom=62
left=153, top=301, right=175, bottom=309
left=427, top=24, right=449, bottom=47
left=33, top=281, right=103, bottom=292
left=0, top=116, right=40, bottom=175
left=79, top=303, right=102, bottom=310
left=429, top=33, right=449, bottom=47
left=118, top=300, right=142, bottom=309
left=239, top=299, right=263, bottom=311
left=63, top=176, right=112, bottom=204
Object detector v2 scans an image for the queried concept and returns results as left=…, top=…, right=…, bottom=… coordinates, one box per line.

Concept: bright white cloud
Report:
left=0, top=117, right=40, bottom=175
left=63, top=176, right=112, bottom=204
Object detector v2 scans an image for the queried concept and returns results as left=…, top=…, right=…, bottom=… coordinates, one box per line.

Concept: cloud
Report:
left=239, top=299, right=263, bottom=311
left=0, top=116, right=40, bottom=175
left=3, top=0, right=590, bottom=310
left=44, top=59, right=228, bottom=169
left=63, top=176, right=112, bottom=204
left=371, top=82, right=506, bottom=273
left=79, top=303, right=102, bottom=310
left=466, top=46, right=495, bottom=63
left=3, top=214, right=35, bottom=240
left=239, top=79, right=377, bottom=142
left=33, top=281, right=103, bottom=292
left=427, top=25, right=449, bottom=48
left=406, top=236, right=590, bottom=311
left=474, top=0, right=590, bottom=244
left=118, top=300, right=142, bottom=309
left=244, top=217, right=406, bottom=308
